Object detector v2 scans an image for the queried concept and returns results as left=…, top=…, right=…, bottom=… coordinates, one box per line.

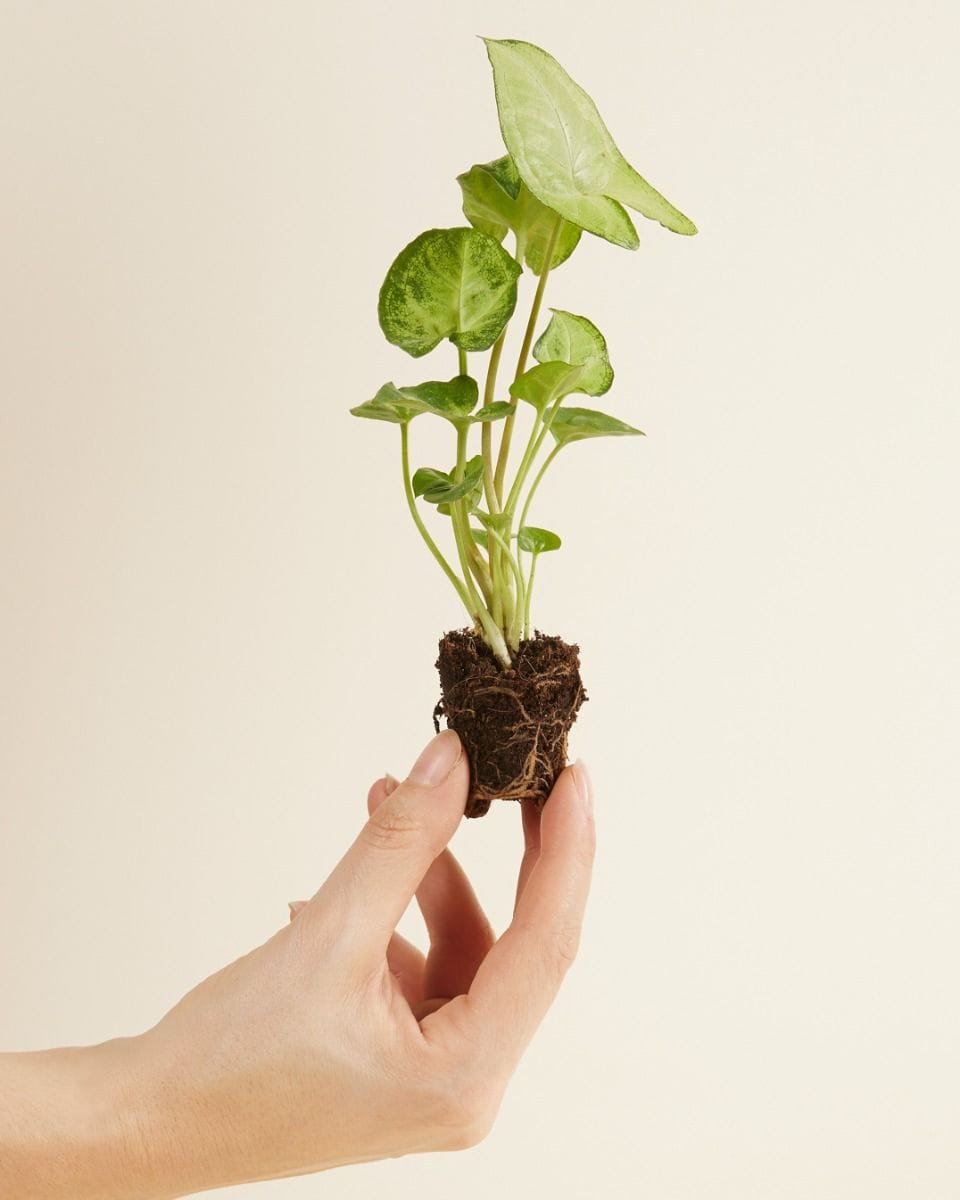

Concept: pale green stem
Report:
left=484, top=524, right=526, bottom=650
left=517, top=442, right=562, bottom=536
left=523, top=552, right=539, bottom=641
left=504, top=393, right=565, bottom=519
left=400, top=422, right=473, bottom=616
left=493, top=215, right=563, bottom=504
left=450, top=421, right=510, bottom=666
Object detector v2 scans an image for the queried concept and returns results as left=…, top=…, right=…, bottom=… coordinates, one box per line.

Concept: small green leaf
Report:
left=549, top=406, right=645, bottom=444
left=471, top=400, right=515, bottom=422
left=470, top=526, right=490, bottom=547
left=509, top=361, right=585, bottom=412
left=378, top=227, right=522, bottom=357
left=518, top=525, right=562, bottom=553
left=412, top=466, right=452, bottom=499
left=412, top=456, right=485, bottom=504
left=533, top=310, right=613, bottom=396
left=483, top=39, right=696, bottom=249
left=458, top=155, right=582, bottom=275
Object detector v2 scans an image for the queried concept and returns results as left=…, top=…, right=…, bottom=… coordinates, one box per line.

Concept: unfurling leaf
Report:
left=378, top=227, right=521, bottom=357
left=412, top=455, right=485, bottom=504
left=483, top=39, right=696, bottom=249
left=518, top=525, right=562, bottom=553
left=458, top=155, right=581, bottom=275
left=549, top=406, right=644, bottom=444
left=533, top=310, right=613, bottom=396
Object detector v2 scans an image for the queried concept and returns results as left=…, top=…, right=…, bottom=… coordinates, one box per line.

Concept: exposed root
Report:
left=434, top=628, right=587, bottom=818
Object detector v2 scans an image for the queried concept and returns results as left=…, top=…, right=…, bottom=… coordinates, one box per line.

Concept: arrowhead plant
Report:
left=350, top=37, right=696, bottom=815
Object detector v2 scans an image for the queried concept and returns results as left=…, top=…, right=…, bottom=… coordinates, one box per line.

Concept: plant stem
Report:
left=457, top=346, right=468, bottom=376
left=493, top=214, right=563, bottom=504
left=449, top=421, right=511, bottom=667
left=484, top=524, right=526, bottom=650
left=523, top=552, right=539, bottom=641
left=517, top=442, right=562, bottom=536
left=400, top=422, right=473, bottom=616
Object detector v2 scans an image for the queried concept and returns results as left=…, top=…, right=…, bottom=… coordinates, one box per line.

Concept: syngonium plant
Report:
left=351, top=38, right=696, bottom=817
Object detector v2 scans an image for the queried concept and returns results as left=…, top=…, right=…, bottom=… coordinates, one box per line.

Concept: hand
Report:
left=111, top=729, right=595, bottom=1195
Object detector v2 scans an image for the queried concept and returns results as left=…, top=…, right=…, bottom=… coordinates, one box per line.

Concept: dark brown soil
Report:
left=433, top=628, right=587, bottom=818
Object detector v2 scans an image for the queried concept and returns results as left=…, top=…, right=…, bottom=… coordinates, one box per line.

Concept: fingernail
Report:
left=573, top=759, right=593, bottom=813
left=408, top=729, right=461, bottom=787
left=383, top=772, right=400, bottom=796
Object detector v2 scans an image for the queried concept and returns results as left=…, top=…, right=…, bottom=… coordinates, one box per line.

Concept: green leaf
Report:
left=471, top=400, right=515, bottom=422
left=349, top=382, right=430, bottom=424
left=356, top=376, right=478, bottom=425
left=533, top=310, right=613, bottom=396
left=470, top=526, right=490, bottom=547
left=396, top=375, right=478, bottom=420
left=518, top=525, right=562, bottom=553
left=471, top=509, right=511, bottom=534
left=549, top=406, right=645, bottom=444
left=378, top=227, right=522, bottom=357
left=412, top=456, right=485, bottom=504
left=509, top=361, right=585, bottom=412
left=458, top=155, right=582, bottom=275
left=483, top=39, right=696, bottom=249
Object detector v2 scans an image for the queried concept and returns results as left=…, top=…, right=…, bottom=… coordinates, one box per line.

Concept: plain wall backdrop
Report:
left=1, top=1, right=958, bottom=1197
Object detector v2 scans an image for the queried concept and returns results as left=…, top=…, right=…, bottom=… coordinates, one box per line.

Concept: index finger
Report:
left=452, top=762, right=595, bottom=1068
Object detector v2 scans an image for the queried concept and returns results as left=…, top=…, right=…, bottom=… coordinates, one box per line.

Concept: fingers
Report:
left=298, top=731, right=468, bottom=972
left=514, top=799, right=543, bottom=916
left=370, top=767, right=494, bottom=1000
left=443, top=762, right=595, bottom=1070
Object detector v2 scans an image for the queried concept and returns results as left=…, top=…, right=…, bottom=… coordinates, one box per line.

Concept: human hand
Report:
left=106, top=729, right=595, bottom=1196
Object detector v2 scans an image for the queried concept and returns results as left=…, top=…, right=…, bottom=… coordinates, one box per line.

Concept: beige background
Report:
left=2, top=1, right=958, bottom=1196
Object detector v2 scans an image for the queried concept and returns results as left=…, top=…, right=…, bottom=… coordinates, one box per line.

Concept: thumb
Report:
left=302, top=730, right=468, bottom=966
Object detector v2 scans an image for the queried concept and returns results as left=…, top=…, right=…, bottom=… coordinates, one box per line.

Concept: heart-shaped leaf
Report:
left=458, top=155, right=582, bottom=275
left=533, top=310, right=613, bottom=396
left=510, top=361, right=585, bottom=412
left=471, top=400, right=515, bottom=422
left=484, top=39, right=696, bottom=249
left=412, top=455, right=485, bottom=504
left=549, top=406, right=644, bottom=444
left=518, top=525, right=562, bottom=553
left=378, top=227, right=522, bottom=358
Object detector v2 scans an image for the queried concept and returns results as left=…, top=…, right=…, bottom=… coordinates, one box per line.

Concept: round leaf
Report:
left=378, top=227, right=522, bottom=358
left=549, top=406, right=644, bottom=444
left=518, top=525, right=562, bottom=553
left=533, top=310, right=613, bottom=396
left=483, top=39, right=696, bottom=248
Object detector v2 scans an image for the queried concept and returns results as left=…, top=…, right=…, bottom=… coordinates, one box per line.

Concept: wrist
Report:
left=0, top=1038, right=155, bottom=1199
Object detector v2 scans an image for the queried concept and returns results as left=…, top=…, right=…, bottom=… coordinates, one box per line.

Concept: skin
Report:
left=0, top=729, right=595, bottom=1197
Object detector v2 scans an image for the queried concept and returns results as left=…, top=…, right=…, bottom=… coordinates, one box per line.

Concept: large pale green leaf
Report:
left=483, top=39, right=696, bottom=249
left=378, top=227, right=522, bottom=357
left=518, top=525, right=562, bottom=553
left=533, top=310, right=613, bottom=396
left=549, top=406, right=644, bottom=444
left=457, top=155, right=582, bottom=275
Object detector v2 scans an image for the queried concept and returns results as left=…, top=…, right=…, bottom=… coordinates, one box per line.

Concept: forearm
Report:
left=0, top=1039, right=162, bottom=1200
